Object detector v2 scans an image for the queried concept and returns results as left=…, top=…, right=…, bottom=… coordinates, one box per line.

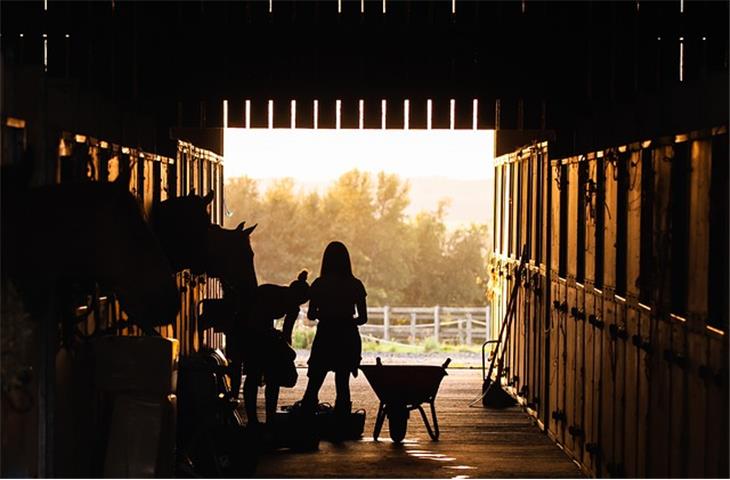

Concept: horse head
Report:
left=205, top=222, right=259, bottom=306
left=150, top=190, right=214, bottom=273
left=108, top=187, right=180, bottom=331
left=3, top=182, right=180, bottom=334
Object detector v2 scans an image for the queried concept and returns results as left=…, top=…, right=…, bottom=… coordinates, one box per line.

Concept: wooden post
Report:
left=434, top=305, right=441, bottom=342
left=383, top=305, right=390, bottom=342
left=495, top=99, right=501, bottom=131
left=410, top=312, right=417, bottom=343
left=467, top=312, right=473, bottom=344
left=486, top=305, right=491, bottom=340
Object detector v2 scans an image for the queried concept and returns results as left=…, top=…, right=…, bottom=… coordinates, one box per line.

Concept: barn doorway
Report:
left=223, top=103, right=495, bottom=366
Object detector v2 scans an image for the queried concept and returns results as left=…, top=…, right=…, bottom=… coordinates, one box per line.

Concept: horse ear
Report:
left=236, top=221, right=246, bottom=231
left=203, top=190, right=214, bottom=205
left=189, top=188, right=196, bottom=196
left=242, top=224, right=257, bottom=236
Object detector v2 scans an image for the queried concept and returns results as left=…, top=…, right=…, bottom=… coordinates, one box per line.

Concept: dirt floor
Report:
left=245, top=361, right=583, bottom=478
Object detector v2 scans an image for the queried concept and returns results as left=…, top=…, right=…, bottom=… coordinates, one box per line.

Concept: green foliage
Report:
left=422, top=336, right=441, bottom=353
left=225, top=170, right=490, bottom=305
left=361, top=340, right=421, bottom=354
left=358, top=337, right=481, bottom=354
left=292, top=326, right=316, bottom=349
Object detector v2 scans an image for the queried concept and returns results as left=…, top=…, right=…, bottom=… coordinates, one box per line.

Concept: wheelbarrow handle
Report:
left=482, top=340, right=500, bottom=379
left=442, top=358, right=451, bottom=369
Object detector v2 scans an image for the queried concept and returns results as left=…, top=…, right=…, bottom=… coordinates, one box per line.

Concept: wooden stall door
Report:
left=685, top=139, right=713, bottom=478
left=563, top=161, right=578, bottom=456
left=598, top=153, right=618, bottom=477
left=647, top=145, right=674, bottom=478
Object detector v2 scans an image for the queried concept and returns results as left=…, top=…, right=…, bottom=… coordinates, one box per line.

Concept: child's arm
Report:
left=307, top=298, right=319, bottom=321
left=282, top=308, right=298, bottom=345
left=355, top=297, right=368, bottom=326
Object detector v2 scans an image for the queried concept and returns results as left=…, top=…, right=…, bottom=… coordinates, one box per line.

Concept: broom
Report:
left=480, top=245, right=528, bottom=408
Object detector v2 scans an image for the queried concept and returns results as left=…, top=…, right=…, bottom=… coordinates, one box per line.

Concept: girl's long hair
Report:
left=320, top=241, right=353, bottom=277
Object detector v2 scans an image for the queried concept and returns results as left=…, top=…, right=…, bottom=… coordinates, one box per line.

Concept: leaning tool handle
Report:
left=493, top=246, right=529, bottom=382
left=482, top=245, right=529, bottom=385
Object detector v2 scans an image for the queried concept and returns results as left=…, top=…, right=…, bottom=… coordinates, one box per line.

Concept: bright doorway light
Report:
left=224, top=128, right=494, bottom=182
left=224, top=128, right=495, bottom=227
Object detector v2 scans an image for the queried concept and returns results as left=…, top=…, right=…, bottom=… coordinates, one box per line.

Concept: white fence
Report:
left=293, top=306, right=492, bottom=345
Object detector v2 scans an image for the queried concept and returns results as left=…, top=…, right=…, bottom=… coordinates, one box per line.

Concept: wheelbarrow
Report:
left=360, top=357, right=450, bottom=443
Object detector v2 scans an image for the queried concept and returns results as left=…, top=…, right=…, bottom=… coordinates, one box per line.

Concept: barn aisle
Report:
left=252, top=368, right=582, bottom=478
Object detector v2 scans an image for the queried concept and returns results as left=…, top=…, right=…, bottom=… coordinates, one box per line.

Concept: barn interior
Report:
left=1, top=0, right=728, bottom=478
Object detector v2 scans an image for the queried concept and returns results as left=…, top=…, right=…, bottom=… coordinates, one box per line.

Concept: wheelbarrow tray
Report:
left=359, top=365, right=447, bottom=407
left=360, top=363, right=449, bottom=442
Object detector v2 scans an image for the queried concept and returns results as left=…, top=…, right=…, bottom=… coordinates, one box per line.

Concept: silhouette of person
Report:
left=241, top=270, right=310, bottom=427
left=300, top=241, right=367, bottom=417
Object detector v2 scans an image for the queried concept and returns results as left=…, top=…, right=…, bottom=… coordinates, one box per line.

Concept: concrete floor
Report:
left=247, top=365, right=583, bottom=478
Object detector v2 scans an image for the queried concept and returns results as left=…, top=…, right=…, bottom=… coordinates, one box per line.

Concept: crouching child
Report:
left=242, top=270, right=309, bottom=428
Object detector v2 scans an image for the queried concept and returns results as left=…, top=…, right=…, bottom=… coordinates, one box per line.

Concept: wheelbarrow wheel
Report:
left=387, top=407, right=409, bottom=443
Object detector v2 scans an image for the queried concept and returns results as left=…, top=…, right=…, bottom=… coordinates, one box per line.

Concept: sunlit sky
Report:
left=223, top=129, right=494, bottom=181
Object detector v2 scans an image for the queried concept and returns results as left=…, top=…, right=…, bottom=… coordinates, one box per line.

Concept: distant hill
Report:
left=405, top=176, right=493, bottom=229
left=253, top=176, right=493, bottom=231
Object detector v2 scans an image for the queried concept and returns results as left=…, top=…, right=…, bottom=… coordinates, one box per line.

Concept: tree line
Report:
left=224, top=170, right=490, bottom=307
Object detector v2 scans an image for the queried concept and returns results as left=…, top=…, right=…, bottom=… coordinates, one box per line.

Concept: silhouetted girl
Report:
left=301, top=241, right=367, bottom=415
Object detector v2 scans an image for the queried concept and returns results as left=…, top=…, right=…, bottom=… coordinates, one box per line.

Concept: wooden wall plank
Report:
left=599, top=295, right=616, bottom=477
left=565, top=284, right=577, bottom=455
left=551, top=162, right=562, bottom=273
left=530, top=153, right=539, bottom=263
left=539, top=148, right=548, bottom=269
left=548, top=280, right=561, bottom=440
left=504, top=164, right=511, bottom=258
left=574, top=284, right=586, bottom=463
left=89, top=145, right=100, bottom=181
left=687, top=140, right=711, bottom=326
left=584, top=289, right=599, bottom=475
left=518, top=151, right=529, bottom=400
left=539, top=275, right=549, bottom=422
left=652, top=145, right=674, bottom=312
left=598, top=156, right=619, bottom=476
left=548, top=158, right=563, bottom=441
left=583, top=157, right=599, bottom=474
left=636, top=306, right=652, bottom=478
left=192, top=155, right=200, bottom=197
left=704, top=334, right=722, bottom=477
left=519, top=158, right=528, bottom=254
left=626, top=151, right=642, bottom=298
left=612, top=300, right=627, bottom=477
left=567, top=162, right=578, bottom=278
left=623, top=306, right=640, bottom=477
left=669, top=320, right=689, bottom=477
left=623, top=151, right=642, bottom=477
left=648, top=318, right=672, bottom=477
left=144, top=158, right=154, bottom=217
left=585, top=160, right=597, bottom=285
left=540, top=149, right=551, bottom=424
left=517, top=273, right=526, bottom=398
left=160, top=162, right=169, bottom=202
left=512, top=162, right=519, bottom=257
left=560, top=161, right=578, bottom=456
left=647, top=144, right=673, bottom=477
left=559, top=280, right=568, bottom=445
left=507, top=271, right=515, bottom=387
left=528, top=280, right=539, bottom=412
left=128, top=154, right=139, bottom=198
left=495, top=165, right=503, bottom=255
left=603, top=156, right=618, bottom=290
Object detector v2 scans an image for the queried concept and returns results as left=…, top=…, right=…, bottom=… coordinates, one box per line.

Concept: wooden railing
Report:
left=292, top=306, right=492, bottom=345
